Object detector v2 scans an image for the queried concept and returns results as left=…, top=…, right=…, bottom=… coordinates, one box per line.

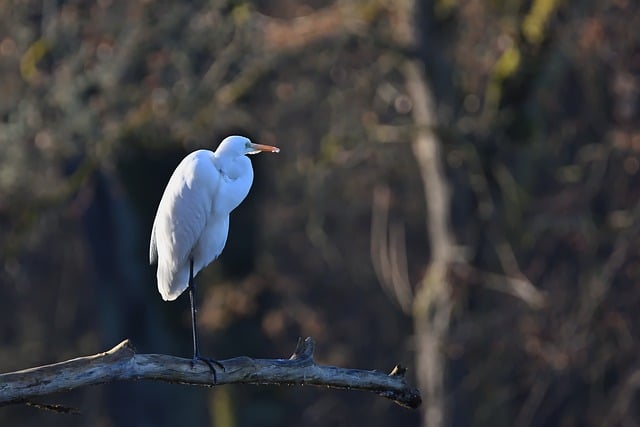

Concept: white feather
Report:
left=149, top=135, right=275, bottom=301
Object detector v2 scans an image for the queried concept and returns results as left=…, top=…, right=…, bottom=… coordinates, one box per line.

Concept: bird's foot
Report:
left=191, top=355, right=225, bottom=384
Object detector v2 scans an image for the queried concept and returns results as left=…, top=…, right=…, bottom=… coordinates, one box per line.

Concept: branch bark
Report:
left=0, top=338, right=421, bottom=410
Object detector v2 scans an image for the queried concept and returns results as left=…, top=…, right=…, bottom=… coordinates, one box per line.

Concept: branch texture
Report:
left=0, top=338, right=421, bottom=409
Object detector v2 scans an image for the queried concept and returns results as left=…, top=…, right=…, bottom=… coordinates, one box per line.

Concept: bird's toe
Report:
left=192, top=355, right=224, bottom=384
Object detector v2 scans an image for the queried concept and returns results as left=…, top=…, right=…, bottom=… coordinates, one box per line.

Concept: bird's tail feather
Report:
left=157, top=261, right=189, bottom=301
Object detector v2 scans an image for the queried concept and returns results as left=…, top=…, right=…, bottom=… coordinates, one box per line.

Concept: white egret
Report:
left=149, top=135, right=279, bottom=375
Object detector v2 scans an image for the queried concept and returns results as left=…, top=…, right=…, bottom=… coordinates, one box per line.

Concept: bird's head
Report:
left=216, top=135, right=280, bottom=158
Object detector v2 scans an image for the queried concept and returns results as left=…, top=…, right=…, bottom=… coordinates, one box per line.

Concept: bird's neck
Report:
left=212, top=154, right=254, bottom=214
left=212, top=153, right=240, bottom=178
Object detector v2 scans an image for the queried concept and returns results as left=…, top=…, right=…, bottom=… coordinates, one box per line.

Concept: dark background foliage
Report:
left=1, top=0, right=639, bottom=426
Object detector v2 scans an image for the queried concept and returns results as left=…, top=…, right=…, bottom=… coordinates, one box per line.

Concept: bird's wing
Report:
left=152, top=151, right=221, bottom=297
left=149, top=217, right=158, bottom=264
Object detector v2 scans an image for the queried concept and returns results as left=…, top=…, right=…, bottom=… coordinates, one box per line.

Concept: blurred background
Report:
left=1, top=0, right=639, bottom=426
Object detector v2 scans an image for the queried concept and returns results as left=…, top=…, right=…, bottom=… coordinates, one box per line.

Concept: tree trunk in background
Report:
left=407, top=61, right=455, bottom=427
left=393, top=1, right=456, bottom=426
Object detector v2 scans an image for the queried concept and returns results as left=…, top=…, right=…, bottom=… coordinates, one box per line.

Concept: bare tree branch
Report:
left=405, top=58, right=454, bottom=427
left=0, top=338, right=421, bottom=410
left=396, top=4, right=456, bottom=424
left=371, top=185, right=414, bottom=313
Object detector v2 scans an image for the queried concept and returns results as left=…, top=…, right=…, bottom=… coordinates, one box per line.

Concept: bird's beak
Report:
left=248, top=143, right=280, bottom=154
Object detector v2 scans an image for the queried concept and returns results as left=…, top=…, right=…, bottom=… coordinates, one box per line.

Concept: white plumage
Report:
left=150, top=135, right=279, bottom=300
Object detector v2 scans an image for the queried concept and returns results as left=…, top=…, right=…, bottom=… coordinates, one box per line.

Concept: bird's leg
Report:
left=188, top=258, right=201, bottom=359
left=188, top=258, right=224, bottom=382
